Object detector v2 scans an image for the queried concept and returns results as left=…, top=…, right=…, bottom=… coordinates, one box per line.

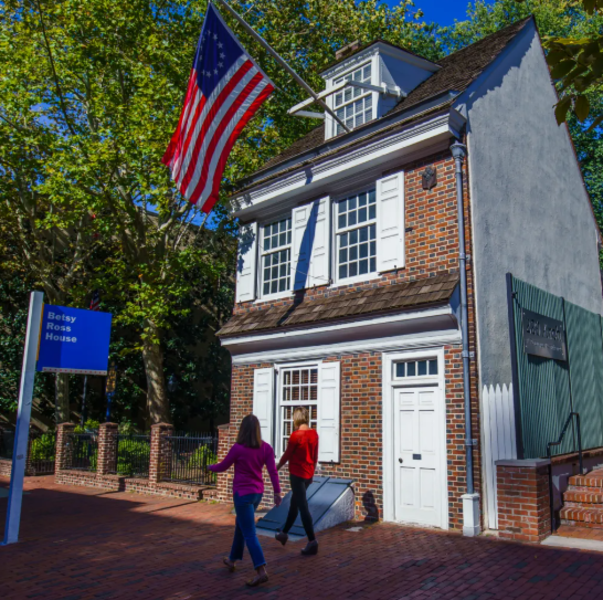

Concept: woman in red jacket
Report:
left=275, top=407, right=319, bottom=555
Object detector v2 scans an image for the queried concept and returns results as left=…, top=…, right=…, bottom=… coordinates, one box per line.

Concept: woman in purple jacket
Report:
left=208, top=414, right=281, bottom=587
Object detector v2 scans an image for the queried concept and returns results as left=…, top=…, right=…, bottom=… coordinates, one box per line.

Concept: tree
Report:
left=515, top=0, right=603, bottom=126
left=0, top=0, right=435, bottom=423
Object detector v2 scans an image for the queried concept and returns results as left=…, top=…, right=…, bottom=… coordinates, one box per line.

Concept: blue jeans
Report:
left=230, top=492, right=265, bottom=569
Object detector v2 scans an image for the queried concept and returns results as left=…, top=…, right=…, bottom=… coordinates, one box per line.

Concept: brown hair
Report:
left=293, top=407, right=309, bottom=430
left=237, top=414, right=262, bottom=449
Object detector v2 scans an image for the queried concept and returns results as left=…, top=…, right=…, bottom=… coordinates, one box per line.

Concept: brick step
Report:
left=559, top=504, right=603, bottom=526
left=568, top=471, right=603, bottom=488
left=563, top=490, right=603, bottom=504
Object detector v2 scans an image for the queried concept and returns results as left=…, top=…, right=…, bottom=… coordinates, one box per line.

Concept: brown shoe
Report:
left=222, top=557, right=236, bottom=572
left=246, top=572, right=269, bottom=587
left=275, top=531, right=288, bottom=546
left=301, top=540, right=318, bottom=556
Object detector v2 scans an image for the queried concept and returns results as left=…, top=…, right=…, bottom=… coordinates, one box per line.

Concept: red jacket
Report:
left=280, top=428, right=319, bottom=479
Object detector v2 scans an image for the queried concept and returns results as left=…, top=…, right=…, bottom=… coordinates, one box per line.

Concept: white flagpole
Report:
left=2, top=291, right=44, bottom=545
left=212, top=0, right=351, bottom=133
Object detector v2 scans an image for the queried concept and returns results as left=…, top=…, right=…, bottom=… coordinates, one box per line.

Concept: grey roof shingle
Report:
left=217, top=272, right=459, bottom=338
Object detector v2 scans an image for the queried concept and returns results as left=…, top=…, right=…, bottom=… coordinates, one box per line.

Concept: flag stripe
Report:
left=173, top=55, right=248, bottom=182
left=163, top=4, right=274, bottom=212
left=200, top=82, right=275, bottom=213
left=183, top=63, right=259, bottom=197
left=192, top=75, right=270, bottom=205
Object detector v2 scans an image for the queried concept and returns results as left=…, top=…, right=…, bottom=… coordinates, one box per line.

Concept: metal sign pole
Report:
left=2, top=291, right=44, bottom=545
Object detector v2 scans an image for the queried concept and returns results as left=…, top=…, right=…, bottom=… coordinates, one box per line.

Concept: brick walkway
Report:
left=3, top=477, right=603, bottom=599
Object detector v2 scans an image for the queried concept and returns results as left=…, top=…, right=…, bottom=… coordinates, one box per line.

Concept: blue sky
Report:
left=384, top=1, right=493, bottom=26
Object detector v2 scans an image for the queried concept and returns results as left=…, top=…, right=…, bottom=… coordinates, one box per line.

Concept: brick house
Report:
left=215, top=17, right=603, bottom=537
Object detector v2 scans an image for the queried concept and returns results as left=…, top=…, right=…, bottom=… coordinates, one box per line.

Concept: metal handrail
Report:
left=547, top=411, right=584, bottom=532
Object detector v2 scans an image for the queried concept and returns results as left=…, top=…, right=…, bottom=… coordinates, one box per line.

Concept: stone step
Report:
left=560, top=504, right=603, bottom=526
left=563, top=490, right=603, bottom=504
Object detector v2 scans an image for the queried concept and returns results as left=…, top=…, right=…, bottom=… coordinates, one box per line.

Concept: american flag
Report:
left=162, top=4, right=275, bottom=213
left=89, top=290, right=100, bottom=312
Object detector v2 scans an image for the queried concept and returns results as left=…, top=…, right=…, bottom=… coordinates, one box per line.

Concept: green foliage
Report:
left=187, top=444, right=217, bottom=468
left=116, top=438, right=151, bottom=476
left=74, top=419, right=100, bottom=433
left=29, top=432, right=56, bottom=461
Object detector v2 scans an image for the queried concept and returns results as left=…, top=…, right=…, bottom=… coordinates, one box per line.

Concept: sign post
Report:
left=3, top=298, right=112, bottom=545
left=2, top=291, right=44, bottom=546
left=105, top=364, right=117, bottom=422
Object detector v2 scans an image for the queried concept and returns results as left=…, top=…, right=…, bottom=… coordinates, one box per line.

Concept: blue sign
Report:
left=37, top=305, right=112, bottom=375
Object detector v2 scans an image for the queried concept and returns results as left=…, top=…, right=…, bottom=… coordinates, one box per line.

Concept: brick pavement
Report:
left=3, top=476, right=603, bottom=599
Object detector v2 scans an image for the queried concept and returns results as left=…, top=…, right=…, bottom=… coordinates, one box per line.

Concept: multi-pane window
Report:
left=395, top=358, right=439, bottom=379
left=333, top=63, right=373, bottom=134
left=261, top=217, right=292, bottom=296
left=336, top=189, right=377, bottom=280
left=279, top=367, right=318, bottom=455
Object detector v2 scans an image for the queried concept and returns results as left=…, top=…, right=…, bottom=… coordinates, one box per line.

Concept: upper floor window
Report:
left=333, top=63, right=373, bottom=135
left=261, top=217, right=292, bottom=296
left=336, top=188, right=377, bottom=281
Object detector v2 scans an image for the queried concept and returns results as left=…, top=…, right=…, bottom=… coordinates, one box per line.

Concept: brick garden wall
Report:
left=496, top=459, right=551, bottom=543
left=218, top=148, right=482, bottom=531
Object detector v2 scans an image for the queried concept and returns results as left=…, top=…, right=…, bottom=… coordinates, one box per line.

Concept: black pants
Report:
left=283, top=474, right=315, bottom=541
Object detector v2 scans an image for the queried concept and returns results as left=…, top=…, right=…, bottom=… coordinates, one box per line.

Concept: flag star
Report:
left=213, top=33, right=218, bottom=40
left=220, top=52, right=225, bottom=59
left=218, top=42, right=223, bottom=48
left=218, top=62, right=224, bottom=68
left=214, top=68, right=218, bottom=75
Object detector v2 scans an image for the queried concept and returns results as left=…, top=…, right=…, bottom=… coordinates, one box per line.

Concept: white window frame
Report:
left=258, top=214, right=293, bottom=300
left=331, top=186, right=378, bottom=286
left=328, top=60, right=376, bottom=138
left=275, top=361, right=320, bottom=457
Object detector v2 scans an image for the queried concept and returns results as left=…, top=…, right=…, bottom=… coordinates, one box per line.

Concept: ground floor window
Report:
left=279, top=366, right=318, bottom=455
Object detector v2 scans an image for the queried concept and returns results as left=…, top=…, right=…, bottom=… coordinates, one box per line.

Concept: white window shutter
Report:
left=318, top=361, right=341, bottom=463
left=376, top=171, right=405, bottom=273
left=235, top=222, right=257, bottom=303
left=292, top=197, right=330, bottom=291
left=253, top=367, right=275, bottom=447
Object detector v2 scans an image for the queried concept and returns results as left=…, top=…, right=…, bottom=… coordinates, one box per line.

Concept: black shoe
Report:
left=275, top=530, right=288, bottom=546
left=301, top=540, right=318, bottom=555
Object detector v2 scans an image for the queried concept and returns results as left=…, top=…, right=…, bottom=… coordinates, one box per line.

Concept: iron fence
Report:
left=116, top=434, right=151, bottom=478
left=163, top=432, right=218, bottom=485
left=66, top=432, right=98, bottom=471
left=28, top=431, right=56, bottom=475
left=0, top=429, right=14, bottom=460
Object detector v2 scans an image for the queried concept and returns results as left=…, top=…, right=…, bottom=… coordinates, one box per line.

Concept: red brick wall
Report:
left=219, top=147, right=482, bottom=530
left=496, top=460, right=551, bottom=542
left=217, top=344, right=476, bottom=529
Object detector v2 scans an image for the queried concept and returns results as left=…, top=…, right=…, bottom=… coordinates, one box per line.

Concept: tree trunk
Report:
left=54, top=373, right=70, bottom=424
left=142, top=321, right=170, bottom=424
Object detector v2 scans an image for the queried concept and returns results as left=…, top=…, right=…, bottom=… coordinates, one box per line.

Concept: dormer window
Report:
left=333, top=63, right=373, bottom=135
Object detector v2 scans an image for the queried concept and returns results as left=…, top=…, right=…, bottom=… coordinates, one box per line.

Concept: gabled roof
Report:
left=239, top=16, right=533, bottom=190
left=217, top=272, right=459, bottom=338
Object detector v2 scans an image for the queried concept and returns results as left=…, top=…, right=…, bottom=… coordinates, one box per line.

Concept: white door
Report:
left=393, top=384, right=443, bottom=527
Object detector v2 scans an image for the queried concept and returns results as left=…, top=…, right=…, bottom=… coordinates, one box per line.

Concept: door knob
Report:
left=398, top=458, right=403, bottom=464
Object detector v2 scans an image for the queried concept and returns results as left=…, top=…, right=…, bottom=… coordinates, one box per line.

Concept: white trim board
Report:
left=231, top=330, right=461, bottom=365
left=223, top=305, right=456, bottom=351
left=381, top=347, right=449, bottom=530
left=233, top=111, right=465, bottom=219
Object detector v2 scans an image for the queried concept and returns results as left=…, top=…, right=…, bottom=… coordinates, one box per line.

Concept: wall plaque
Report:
left=521, top=308, right=567, bottom=361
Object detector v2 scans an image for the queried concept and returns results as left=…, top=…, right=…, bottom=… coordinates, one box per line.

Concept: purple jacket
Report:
left=208, top=442, right=281, bottom=497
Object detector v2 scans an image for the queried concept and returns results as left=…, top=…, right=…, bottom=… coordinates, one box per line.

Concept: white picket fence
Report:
left=482, top=384, right=517, bottom=530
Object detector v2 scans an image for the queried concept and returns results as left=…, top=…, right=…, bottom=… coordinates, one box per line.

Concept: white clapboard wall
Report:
left=482, top=384, right=517, bottom=530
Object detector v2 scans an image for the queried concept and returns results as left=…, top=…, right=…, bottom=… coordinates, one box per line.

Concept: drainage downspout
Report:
left=450, top=140, right=480, bottom=537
